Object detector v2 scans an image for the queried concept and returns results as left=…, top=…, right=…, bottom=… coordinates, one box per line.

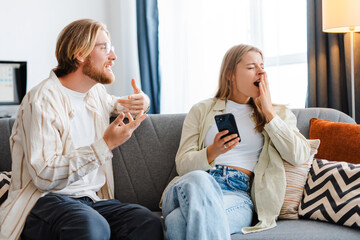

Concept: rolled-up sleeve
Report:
left=264, top=107, right=310, bottom=166
left=175, top=105, right=213, bottom=176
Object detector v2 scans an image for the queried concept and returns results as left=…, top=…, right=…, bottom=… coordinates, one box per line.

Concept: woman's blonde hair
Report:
left=215, top=44, right=267, bottom=132
left=53, top=19, right=109, bottom=77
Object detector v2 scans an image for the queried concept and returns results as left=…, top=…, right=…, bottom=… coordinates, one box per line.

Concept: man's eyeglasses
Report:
left=95, top=42, right=115, bottom=54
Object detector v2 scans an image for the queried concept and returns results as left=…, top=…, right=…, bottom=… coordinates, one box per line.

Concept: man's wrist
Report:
left=144, top=104, right=150, bottom=113
left=144, top=94, right=151, bottom=113
left=103, top=137, right=114, bottom=151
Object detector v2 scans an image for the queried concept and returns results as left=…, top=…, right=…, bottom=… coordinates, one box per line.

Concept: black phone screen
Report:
left=214, top=113, right=241, bottom=143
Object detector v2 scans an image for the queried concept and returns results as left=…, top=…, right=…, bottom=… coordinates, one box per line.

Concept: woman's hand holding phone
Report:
left=206, top=113, right=240, bottom=163
left=206, top=130, right=240, bottom=164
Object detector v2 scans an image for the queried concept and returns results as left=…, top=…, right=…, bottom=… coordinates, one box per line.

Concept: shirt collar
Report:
left=213, top=98, right=226, bottom=111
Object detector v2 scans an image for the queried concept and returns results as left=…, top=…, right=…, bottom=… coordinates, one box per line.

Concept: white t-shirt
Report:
left=50, top=86, right=106, bottom=201
left=204, top=100, right=264, bottom=172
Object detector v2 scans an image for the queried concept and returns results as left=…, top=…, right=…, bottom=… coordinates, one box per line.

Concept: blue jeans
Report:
left=162, top=166, right=254, bottom=240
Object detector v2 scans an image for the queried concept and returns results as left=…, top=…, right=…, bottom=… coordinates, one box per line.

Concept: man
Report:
left=0, top=19, right=163, bottom=240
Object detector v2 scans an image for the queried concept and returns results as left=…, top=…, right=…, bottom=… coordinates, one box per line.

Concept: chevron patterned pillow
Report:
left=0, top=171, right=11, bottom=206
left=299, top=159, right=360, bottom=228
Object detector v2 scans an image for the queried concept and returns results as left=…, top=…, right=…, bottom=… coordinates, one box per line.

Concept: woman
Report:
left=161, top=44, right=311, bottom=240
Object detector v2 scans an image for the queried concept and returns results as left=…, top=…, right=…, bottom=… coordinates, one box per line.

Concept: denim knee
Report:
left=223, top=193, right=253, bottom=234
left=163, top=170, right=223, bottom=218
left=180, top=170, right=214, bottom=185
left=165, top=208, right=186, bottom=240
left=178, top=170, right=222, bottom=194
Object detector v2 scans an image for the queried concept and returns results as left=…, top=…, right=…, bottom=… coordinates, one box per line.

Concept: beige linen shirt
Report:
left=161, top=98, right=310, bottom=234
left=0, top=71, right=128, bottom=240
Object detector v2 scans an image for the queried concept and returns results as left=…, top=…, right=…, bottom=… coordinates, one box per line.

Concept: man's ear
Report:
left=75, top=53, right=85, bottom=63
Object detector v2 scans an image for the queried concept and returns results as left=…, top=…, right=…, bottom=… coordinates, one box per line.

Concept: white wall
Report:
left=0, top=0, right=106, bottom=91
left=0, top=0, right=139, bottom=99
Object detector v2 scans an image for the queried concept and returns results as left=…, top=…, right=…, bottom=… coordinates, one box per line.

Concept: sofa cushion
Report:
left=279, top=139, right=320, bottom=219
left=299, top=158, right=360, bottom=229
left=0, top=171, right=11, bottom=206
left=111, top=114, right=184, bottom=211
left=309, top=118, right=360, bottom=164
left=230, top=219, right=360, bottom=240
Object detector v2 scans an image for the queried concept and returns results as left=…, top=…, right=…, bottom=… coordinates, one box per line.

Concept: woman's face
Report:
left=229, top=51, right=264, bottom=104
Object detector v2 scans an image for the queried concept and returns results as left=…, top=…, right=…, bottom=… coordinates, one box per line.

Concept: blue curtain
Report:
left=136, top=0, right=161, bottom=114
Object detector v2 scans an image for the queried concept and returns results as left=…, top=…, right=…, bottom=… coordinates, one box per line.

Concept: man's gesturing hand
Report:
left=103, top=110, right=147, bottom=151
left=117, top=79, right=150, bottom=114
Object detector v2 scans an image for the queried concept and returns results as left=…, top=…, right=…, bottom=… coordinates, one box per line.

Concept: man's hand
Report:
left=103, top=110, right=148, bottom=151
left=117, top=79, right=150, bottom=114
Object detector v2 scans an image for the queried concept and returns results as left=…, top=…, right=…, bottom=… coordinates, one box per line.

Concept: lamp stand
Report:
left=350, top=30, right=356, bottom=121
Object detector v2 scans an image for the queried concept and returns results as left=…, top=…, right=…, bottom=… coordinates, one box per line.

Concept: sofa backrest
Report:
left=111, top=114, right=185, bottom=210
left=291, top=107, right=355, bottom=138
left=0, top=118, right=14, bottom=172
left=0, top=108, right=356, bottom=211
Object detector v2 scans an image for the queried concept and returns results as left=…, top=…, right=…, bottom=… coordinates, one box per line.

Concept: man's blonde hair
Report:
left=53, top=19, right=109, bottom=77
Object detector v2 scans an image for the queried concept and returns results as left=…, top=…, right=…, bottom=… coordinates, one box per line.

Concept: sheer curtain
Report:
left=106, top=0, right=141, bottom=97
left=158, top=0, right=307, bottom=114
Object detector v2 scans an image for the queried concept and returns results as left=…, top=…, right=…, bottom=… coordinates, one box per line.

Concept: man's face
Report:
left=82, top=30, right=116, bottom=84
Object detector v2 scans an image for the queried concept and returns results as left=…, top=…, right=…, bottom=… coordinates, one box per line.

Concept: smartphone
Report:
left=214, top=113, right=241, bottom=143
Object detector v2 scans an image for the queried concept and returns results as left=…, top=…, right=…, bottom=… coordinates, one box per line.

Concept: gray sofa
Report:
left=0, top=108, right=359, bottom=239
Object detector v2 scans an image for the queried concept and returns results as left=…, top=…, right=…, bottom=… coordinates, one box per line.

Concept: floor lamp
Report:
left=322, top=0, right=360, bottom=121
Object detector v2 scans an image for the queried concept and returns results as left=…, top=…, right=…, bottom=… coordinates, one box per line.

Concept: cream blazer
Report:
left=0, top=71, right=128, bottom=240
left=161, top=98, right=310, bottom=234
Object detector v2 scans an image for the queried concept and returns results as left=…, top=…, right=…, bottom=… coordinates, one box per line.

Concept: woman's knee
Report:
left=162, top=170, right=222, bottom=218
left=164, top=171, right=214, bottom=201
left=165, top=208, right=186, bottom=240
left=181, top=170, right=214, bottom=185
left=178, top=170, right=220, bottom=193
left=223, top=193, right=253, bottom=234
left=165, top=208, right=185, bottom=231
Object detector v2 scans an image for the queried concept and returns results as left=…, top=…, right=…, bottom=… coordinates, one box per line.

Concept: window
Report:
left=158, top=0, right=307, bottom=113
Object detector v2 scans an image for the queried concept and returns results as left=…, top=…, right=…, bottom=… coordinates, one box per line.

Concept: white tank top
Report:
left=204, top=100, right=264, bottom=172
left=50, top=86, right=105, bottom=201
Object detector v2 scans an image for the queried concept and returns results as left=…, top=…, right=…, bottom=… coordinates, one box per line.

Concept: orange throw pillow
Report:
left=309, top=118, right=360, bottom=164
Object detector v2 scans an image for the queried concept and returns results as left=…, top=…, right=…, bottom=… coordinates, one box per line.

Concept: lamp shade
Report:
left=322, top=0, right=360, bottom=32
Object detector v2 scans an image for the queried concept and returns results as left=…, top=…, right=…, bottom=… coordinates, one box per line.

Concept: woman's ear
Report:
left=226, top=72, right=233, bottom=83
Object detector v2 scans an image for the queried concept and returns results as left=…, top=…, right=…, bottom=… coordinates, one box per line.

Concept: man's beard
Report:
left=82, top=56, right=114, bottom=84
